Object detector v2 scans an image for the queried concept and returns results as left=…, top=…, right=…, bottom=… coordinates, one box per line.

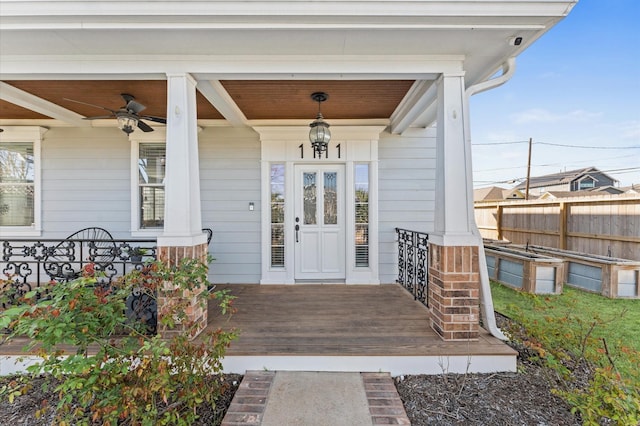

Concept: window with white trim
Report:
left=137, top=143, right=166, bottom=229
left=354, top=163, right=369, bottom=267
left=0, top=127, right=42, bottom=235
left=270, top=164, right=285, bottom=267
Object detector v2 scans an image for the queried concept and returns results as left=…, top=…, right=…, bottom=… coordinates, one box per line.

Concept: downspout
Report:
left=464, top=57, right=516, bottom=340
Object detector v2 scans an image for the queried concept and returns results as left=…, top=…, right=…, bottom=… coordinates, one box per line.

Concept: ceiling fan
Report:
left=64, top=93, right=166, bottom=134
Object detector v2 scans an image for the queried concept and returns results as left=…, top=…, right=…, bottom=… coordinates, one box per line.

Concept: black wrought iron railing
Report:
left=1, top=237, right=159, bottom=332
left=396, top=228, right=429, bottom=307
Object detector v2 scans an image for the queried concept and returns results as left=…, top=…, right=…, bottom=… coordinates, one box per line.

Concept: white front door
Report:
left=294, top=164, right=346, bottom=281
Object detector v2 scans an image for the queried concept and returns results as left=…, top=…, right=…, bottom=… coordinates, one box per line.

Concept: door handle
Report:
left=295, top=217, right=300, bottom=243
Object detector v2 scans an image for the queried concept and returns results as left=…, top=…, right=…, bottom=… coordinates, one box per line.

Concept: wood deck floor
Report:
left=1, top=283, right=517, bottom=375
left=206, top=284, right=515, bottom=358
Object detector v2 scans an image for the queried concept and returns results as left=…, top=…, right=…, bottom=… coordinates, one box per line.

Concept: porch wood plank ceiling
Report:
left=0, top=0, right=577, bottom=133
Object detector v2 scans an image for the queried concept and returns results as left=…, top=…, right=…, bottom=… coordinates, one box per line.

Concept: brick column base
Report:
left=428, top=243, right=480, bottom=341
left=157, top=243, right=209, bottom=339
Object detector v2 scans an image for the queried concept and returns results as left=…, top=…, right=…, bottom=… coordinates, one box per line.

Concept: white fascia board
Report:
left=196, top=80, right=247, bottom=127
left=0, top=1, right=578, bottom=20
left=0, top=55, right=463, bottom=79
left=0, top=81, right=89, bottom=127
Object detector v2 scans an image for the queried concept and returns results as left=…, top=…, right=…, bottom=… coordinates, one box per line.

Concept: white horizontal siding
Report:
left=199, top=127, right=262, bottom=284
left=34, top=126, right=437, bottom=286
left=40, top=127, right=132, bottom=238
left=378, top=130, right=436, bottom=284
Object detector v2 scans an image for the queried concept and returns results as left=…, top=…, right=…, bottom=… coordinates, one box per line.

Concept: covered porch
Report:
left=205, top=284, right=517, bottom=375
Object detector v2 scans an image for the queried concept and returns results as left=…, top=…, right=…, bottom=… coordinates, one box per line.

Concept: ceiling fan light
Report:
left=117, top=114, right=138, bottom=135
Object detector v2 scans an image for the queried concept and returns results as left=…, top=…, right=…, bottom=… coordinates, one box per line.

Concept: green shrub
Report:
left=1, top=257, right=237, bottom=426
left=493, top=284, right=640, bottom=425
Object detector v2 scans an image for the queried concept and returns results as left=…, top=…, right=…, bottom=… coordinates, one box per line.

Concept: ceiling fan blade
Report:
left=83, top=115, right=115, bottom=120
left=137, top=120, right=154, bottom=132
left=140, top=115, right=167, bottom=124
left=63, top=98, right=117, bottom=114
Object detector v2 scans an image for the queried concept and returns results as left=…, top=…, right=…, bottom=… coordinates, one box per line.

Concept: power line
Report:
left=536, top=142, right=640, bottom=150
left=472, top=141, right=529, bottom=146
left=474, top=154, right=634, bottom=174
left=472, top=140, right=640, bottom=149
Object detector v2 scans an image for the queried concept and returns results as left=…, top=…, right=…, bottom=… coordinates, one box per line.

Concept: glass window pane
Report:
left=0, top=185, right=34, bottom=226
left=271, top=202, right=284, bottom=223
left=271, top=164, right=285, bottom=202
left=303, top=172, right=317, bottom=225
left=270, top=164, right=286, bottom=268
left=0, top=142, right=35, bottom=226
left=355, top=203, right=368, bottom=223
left=138, top=144, right=166, bottom=184
left=271, top=246, right=285, bottom=268
left=271, top=224, right=285, bottom=246
left=0, top=142, right=34, bottom=183
left=140, top=187, right=165, bottom=228
left=324, top=172, right=337, bottom=225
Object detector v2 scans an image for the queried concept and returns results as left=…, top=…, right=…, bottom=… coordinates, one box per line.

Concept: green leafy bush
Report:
left=1, top=257, right=237, bottom=426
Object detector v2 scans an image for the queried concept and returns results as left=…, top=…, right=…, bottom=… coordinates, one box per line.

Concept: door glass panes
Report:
left=303, top=172, right=317, bottom=225
left=0, top=142, right=35, bottom=226
left=270, top=164, right=285, bottom=267
left=324, top=172, right=337, bottom=225
left=138, top=143, right=166, bottom=228
left=355, top=164, right=369, bottom=267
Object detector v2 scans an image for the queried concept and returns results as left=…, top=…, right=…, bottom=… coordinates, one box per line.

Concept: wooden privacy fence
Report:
left=474, top=195, right=640, bottom=261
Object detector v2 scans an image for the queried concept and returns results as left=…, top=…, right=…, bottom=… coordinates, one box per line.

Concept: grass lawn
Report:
left=490, top=282, right=640, bottom=381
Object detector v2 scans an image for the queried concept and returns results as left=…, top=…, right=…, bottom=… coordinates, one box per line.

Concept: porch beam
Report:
left=0, top=1, right=579, bottom=21
left=389, top=80, right=437, bottom=134
left=0, top=81, right=89, bottom=127
left=0, top=55, right=462, bottom=79
left=196, top=80, right=248, bottom=127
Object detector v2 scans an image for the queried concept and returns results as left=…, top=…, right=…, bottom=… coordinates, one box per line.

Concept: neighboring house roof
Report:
left=474, top=186, right=526, bottom=202
left=515, top=167, right=617, bottom=190
left=474, top=186, right=506, bottom=202
left=621, top=184, right=640, bottom=194
left=539, top=187, right=625, bottom=199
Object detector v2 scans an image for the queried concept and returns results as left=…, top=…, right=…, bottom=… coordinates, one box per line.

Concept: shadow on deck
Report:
left=205, top=284, right=517, bottom=375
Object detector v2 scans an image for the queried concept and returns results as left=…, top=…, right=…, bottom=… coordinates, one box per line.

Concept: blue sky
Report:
left=470, top=0, right=640, bottom=189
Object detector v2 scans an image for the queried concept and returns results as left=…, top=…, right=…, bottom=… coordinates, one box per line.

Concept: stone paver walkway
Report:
left=221, top=371, right=410, bottom=425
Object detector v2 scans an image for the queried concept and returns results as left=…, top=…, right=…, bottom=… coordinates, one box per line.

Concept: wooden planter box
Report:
left=485, top=245, right=564, bottom=295
left=521, top=245, right=640, bottom=299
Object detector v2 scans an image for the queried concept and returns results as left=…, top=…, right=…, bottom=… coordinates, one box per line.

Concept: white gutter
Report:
left=465, top=57, right=516, bottom=341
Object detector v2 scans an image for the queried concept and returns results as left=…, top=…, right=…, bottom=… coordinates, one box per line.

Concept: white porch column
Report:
left=156, top=73, right=207, bottom=339
left=157, top=72, right=205, bottom=247
left=429, top=72, right=480, bottom=341
left=432, top=72, right=476, bottom=246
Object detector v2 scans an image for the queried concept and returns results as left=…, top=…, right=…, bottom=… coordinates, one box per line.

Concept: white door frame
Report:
left=257, top=126, right=384, bottom=285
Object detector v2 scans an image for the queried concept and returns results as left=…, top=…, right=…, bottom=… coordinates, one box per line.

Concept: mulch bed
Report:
left=1, top=313, right=586, bottom=425
left=395, top=313, right=583, bottom=425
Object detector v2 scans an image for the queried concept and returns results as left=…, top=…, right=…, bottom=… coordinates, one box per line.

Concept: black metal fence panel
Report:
left=1, top=238, right=158, bottom=333
left=396, top=228, right=429, bottom=307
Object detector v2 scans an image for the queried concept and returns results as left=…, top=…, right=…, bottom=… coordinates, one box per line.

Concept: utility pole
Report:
left=525, top=137, right=532, bottom=200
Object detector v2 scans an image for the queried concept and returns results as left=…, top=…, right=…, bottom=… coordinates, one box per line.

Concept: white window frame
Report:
left=130, top=131, right=166, bottom=237
left=0, top=126, right=45, bottom=237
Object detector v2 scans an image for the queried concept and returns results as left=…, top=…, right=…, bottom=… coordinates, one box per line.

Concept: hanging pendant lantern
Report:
left=309, top=92, right=331, bottom=158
